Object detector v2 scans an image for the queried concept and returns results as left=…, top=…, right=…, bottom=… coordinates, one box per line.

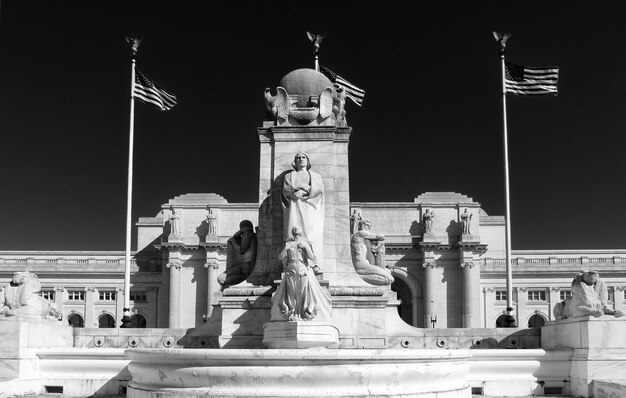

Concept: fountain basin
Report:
left=126, top=348, right=471, bottom=397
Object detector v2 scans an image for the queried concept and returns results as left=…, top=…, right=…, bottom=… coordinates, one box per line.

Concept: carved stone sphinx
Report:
left=554, top=270, right=624, bottom=319
left=0, top=271, right=60, bottom=321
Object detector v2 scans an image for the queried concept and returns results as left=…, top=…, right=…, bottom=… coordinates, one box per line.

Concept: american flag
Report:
left=505, top=62, right=559, bottom=96
left=133, top=69, right=177, bottom=111
left=320, top=65, right=365, bottom=106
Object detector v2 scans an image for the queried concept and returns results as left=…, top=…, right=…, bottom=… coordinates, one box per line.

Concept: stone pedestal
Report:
left=542, top=316, right=626, bottom=397
left=262, top=321, right=339, bottom=348
left=0, top=319, right=73, bottom=394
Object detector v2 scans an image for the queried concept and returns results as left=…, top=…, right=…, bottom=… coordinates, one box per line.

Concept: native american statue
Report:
left=0, top=271, right=60, bottom=320
left=553, top=270, right=624, bottom=320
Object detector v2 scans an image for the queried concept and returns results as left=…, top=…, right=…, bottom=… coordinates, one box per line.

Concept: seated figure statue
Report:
left=217, top=220, right=257, bottom=289
left=0, top=271, right=60, bottom=321
left=351, top=219, right=394, bottom=285
left=554, top=270, right=624, bottom=320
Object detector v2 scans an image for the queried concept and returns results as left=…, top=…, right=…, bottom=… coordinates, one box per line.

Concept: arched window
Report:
left=67, top=312, right=84, bottom=328
left=130, top=313, right=147, bottom=328
left=391, top=278, right=414, bottom=326
left=98, top=313, right=116, bottom=328
left=528, top=313, right=547, bottom=328
left=495, top=314, right=508, bottom=327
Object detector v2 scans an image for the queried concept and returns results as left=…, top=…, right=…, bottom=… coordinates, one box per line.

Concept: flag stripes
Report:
left=133, top=69, right=177, bottom=111
left=320, top=65, right=365, bottom=106
left=505, top=62, right=559, bottom=96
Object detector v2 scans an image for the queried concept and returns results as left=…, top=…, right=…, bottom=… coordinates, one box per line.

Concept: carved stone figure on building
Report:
left=350, top=209, right=362, bottom=235
left=282, top=152, right=324, bottom=275
left=423, top=209, right=435, bottom=235
left=269, top=226, right=332, bottom=322
left=169, top=207, right=181, bottom=238
left=218, top=220, right=257, bottom=289
left=0, top=271, right=60, bottom=320
left=351, top=219, right=394, bottom=285
left=460, top=209, right=472, bottom=235
left=206, top=208, right=217, bottom=237
left=554, top=270, right=624, bottom=319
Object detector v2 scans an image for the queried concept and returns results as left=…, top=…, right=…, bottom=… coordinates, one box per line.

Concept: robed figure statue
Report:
left=282, top=152, right=324, bottom=274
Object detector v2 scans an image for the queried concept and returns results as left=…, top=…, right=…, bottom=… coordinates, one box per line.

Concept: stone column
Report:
left=84, top=287, right=96, bottom=328
left=549, top=287, right=561, bottom=321
left=115, top=287, right=125, bottom=327
left=167, top=261, right=182, bottom=328
left=614, top=287, right=625, bottom=313
left=147, top=287, right=159, bottom=327
left=422, top=262, right=437, bottom=328
left=482, top=287, right=494, bottom=328
left=460, top=261, right=480, bottom=328
left=515, top=287, right=528, bottom=327
left=205, top=261, right=220, bottom=317
left=54, top=286, right=64, bottom=317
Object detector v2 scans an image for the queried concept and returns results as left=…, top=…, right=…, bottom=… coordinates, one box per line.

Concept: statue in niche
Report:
left=423, top=209, right=435, bottom=234
left=206, top=208, right=217, bottom=237
left=460, top=209, right=472, bottom=235
left=0, top=271, right=60, bottom=320
left=351, top=219, right=394, bottom=285
left=282, top=152, right=324, bottom=275
left=217, top=220, right=257, bottom=289
left=554, top=270, right=624, bottom=319
left=269, top=226, right=332, bottom=322
left=169, top=206, right=181, bottom=237
left=350, top=209, right=362, bottom=235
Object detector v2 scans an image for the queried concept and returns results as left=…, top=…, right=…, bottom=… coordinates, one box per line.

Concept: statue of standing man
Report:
left=282, top=152, right=324, bottom=275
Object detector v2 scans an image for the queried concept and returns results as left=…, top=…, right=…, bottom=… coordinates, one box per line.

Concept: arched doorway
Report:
left=67, top=312, right=84, bottom=328
left=98, top=313, right=116, bottom=328
left=528, top=313, right=547, bottom=328
left=495, top=314, right=508, bottom=327
left=391, top=278, right=413, bottom=326
left=130, top=313, right=147, bottom=328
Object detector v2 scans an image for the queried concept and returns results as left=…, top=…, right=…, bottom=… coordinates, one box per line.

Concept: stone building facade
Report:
left=2, top=191, right=625, bottom=330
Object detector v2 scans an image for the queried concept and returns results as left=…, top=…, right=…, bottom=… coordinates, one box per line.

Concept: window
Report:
left=528, top=290, right=547, bottom=301
left=67, top=290, right=85, bottom=301
left=130, top=313, right=147, bottom=328
left=67, top=313, right=84, bottom=328
left=130, top=290, right=147, bottom=303
left=98, top=313, right=116, bottom=328
left=40, top=290, right=55, bottom=301
left=99, top=291, right=116, bottom=301
left=495, top=290, right=507, bottom=301
left=528, top=314, right=547, bottom=328
left=559, top=290, right=573, bottom=301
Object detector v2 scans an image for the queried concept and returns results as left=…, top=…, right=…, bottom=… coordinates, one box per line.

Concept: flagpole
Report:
left=498, top=35, right=517, bottom=327
left=121, top=37, right=140, bottom=328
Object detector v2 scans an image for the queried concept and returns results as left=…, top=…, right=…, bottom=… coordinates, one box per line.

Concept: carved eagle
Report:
left=264, top=87, right=289, bottom=120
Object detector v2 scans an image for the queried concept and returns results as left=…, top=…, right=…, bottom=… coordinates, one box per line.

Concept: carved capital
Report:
left=422, top=261, right=436, bottom=269
left=515, top=287, right=527, bottom=292
left=614, top=286, right=624, bottom=292
left=483, top=287, right=495, bottom=293
left=84, top=286, right=96, bottom=292
left=460, top=261, right=475, bottom=269
left=204, top=261, right=220, bottom=271
left=166, top=261, right=182, bottom=270
left=54, top=286, right=65, bottom=292
left=550, top=287, right=560, bottom=292
left=115, top=287, right=125, bottom=292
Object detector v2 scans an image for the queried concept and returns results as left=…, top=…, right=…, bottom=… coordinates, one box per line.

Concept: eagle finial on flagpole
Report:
left=126, top=36, right=143, bottom=58
left=493, top=31, right=511, bottom=55
left=307, top=31, right=324, bottom=71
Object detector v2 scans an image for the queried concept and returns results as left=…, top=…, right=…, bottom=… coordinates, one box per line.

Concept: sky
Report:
left=1, top=1, right=625, bottom=251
